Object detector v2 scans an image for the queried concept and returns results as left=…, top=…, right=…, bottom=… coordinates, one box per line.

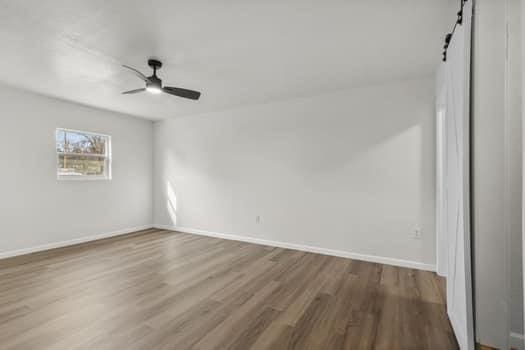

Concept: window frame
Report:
left=56, top=128, right=112, bottom=181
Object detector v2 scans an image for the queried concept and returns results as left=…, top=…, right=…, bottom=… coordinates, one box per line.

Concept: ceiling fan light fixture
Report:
left=146, top=86, right=162, bottom=94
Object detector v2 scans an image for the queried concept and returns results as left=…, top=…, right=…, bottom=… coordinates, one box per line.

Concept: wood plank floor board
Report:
left=0, top=229, right=458, bottom=350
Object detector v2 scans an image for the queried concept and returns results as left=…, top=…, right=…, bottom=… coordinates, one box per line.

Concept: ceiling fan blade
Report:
left=163, top=86, right=201, bottom=100
left=122, top=65, right=150, bottom=82
left=122, top=88, right=146, bottom=94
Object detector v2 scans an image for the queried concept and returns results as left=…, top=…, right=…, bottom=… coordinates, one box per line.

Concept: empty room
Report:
left=0, top=0, right=523, bottom=349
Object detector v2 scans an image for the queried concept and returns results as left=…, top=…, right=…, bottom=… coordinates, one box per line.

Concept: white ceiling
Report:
left=0, top=0, right=456, bottom=120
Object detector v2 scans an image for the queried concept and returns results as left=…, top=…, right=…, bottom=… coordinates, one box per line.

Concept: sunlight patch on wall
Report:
left=167, top=181, right=177, bottom=226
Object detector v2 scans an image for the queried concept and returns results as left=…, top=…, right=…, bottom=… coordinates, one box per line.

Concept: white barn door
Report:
left=439, top=2, right=475, bottom=349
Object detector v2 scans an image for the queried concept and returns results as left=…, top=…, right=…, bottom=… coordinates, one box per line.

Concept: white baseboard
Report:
left=511, top=332, right=525, bottom=350
left=155, top=224, right=436, bottom=272
left=1, top=223, right=436, bottom=272
left=0, top=225, right=154, bottom=260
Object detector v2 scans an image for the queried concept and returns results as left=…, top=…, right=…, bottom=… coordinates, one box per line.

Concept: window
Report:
left=56, top=129, right=111, bottom=180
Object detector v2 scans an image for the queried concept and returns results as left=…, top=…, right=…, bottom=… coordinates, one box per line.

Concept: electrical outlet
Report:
left=412, top=228, right=422, bottom=240
left=256, top=215, right=261, bottom=224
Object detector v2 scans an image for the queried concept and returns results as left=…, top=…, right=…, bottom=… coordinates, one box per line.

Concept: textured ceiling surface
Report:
left=0, top=0, right=457, bottom=119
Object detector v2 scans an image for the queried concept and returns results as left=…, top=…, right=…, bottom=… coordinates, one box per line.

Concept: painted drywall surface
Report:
left=520, top=0, right=525, bottom=348
left=509, top=0, right=524, bottom=340
left=472, top=0, right=510, bottom=347
left=154, top=78, right=436, bottom=266
left=0, top=1, right=455, bottom=120
left=0, top=83, right=153, bottom=254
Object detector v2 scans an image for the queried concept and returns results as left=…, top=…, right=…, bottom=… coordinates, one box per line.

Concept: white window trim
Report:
left=56, top=128, right=112, bottom=181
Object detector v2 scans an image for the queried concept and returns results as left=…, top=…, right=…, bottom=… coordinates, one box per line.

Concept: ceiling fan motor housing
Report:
left=147, top=59, right=163, bottom=90
left=147, top=76, right=162, bottom=89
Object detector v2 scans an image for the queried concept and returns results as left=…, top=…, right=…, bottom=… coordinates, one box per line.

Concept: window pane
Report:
left=58, top=154, right=106, bottom=176
left=56, top=129, right=110, bottom=179
left=61, top=130, right=106, bottom=155
left=56, top=130, right=65, bottom=153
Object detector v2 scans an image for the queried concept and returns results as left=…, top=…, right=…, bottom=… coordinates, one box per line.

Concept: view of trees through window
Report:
left=56, top=129, right=110, bottom=178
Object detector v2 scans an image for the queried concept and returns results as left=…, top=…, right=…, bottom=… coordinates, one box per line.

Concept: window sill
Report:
left=57, top=176, right=112, bottom=181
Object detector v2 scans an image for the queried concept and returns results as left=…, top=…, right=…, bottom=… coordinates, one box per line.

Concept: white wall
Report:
left=153, top=78, right=436, bottom=268
left=509, top=0, right=524, bottom=344
left=471, top=0, right=511, bottom=347
left=0, top=83, right=153, bottom=256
